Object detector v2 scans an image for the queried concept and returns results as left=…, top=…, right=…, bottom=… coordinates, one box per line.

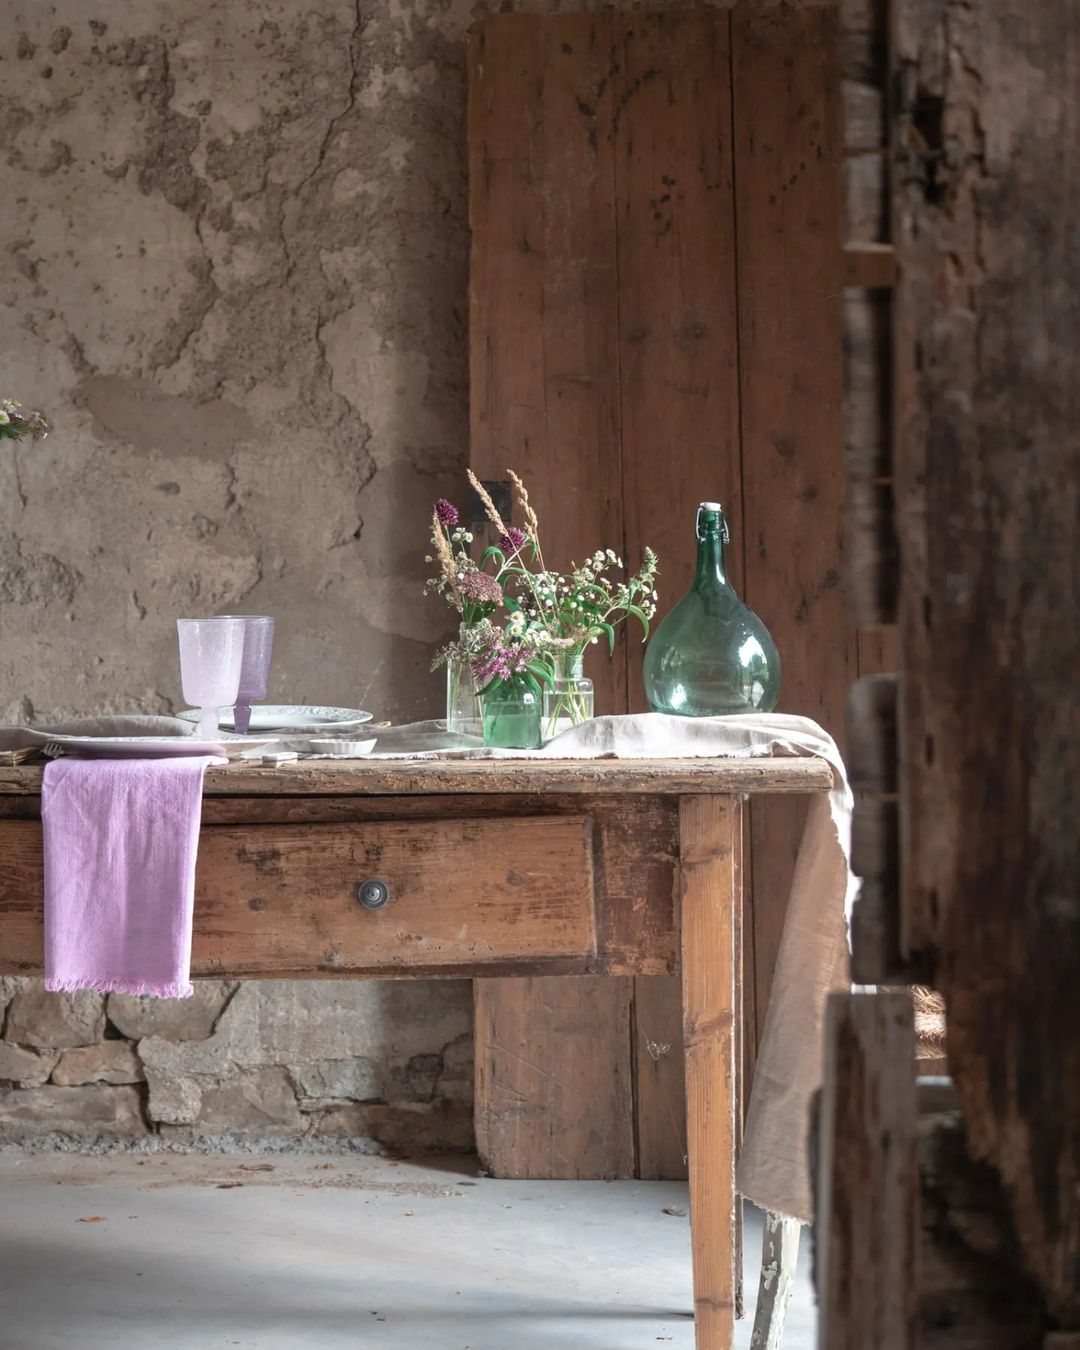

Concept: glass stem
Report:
left=198, top=707, right=220, bottom=739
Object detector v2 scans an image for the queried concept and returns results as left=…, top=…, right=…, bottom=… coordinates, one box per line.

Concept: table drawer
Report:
left=0, top=816, right=597, bottom=976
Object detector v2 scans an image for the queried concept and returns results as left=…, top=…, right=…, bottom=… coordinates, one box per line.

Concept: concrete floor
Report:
left=0, top=1154, right=816, bottom=1349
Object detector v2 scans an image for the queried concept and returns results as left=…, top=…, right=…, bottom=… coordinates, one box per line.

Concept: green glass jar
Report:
left=482, top=679, right=542, bottom=749
left=643, top=502, right=780, bottom=715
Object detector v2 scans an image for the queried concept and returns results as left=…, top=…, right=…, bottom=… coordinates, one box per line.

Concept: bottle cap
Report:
left=698, top=501, right=723, bottom=512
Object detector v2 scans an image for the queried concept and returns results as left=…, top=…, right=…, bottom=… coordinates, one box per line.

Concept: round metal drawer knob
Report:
left=357, top=878, right=390, bottom=910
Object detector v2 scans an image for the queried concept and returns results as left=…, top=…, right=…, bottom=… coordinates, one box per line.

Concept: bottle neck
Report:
left=694, top=508, right=729, bottom=588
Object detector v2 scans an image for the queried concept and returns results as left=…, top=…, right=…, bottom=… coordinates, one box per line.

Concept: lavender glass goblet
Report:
left=177, top=617, right=246, bottom=740
left=216, top=615, right=275, bottom=734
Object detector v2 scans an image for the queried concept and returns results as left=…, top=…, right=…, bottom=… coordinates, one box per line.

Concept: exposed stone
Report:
left=0, top=976, right=21, bottom=1027
left=0, top=1086, right=143, bottom=1141
left=51, top=1042, right=144, bottom=1086
left=145, top=1074, right=202, bottom=1126
left=0, top=1043, right=59, bottom=1087
left=292, top=1058, right=381, bottom=1102
left=106, top=981, right=235, bottom=1042
left=4, top=986, right=105, bottom=1048
left=138, top=981, right=471, bottom=1087
left=195, top=1069, right=304, bottom=1134
left=435, top=1032, right=474, bottom=1105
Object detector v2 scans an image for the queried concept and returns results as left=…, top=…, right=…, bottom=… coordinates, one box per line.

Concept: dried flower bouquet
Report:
left=427, top=470, right=658, bottom=731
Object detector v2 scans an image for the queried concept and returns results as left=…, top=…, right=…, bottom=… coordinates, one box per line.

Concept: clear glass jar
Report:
left=446, top=655, right=482, bottom=739
left=482, top=680, right=542, bottom=749
left=542, top=648, right=594, bottom=743
left=643, top=502, right=780, bottom=715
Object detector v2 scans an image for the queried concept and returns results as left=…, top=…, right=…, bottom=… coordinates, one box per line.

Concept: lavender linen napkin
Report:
left=42, top=756, right=224, bottom=998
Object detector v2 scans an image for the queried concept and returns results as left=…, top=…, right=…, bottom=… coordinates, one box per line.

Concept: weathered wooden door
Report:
left=821, top=0, right=1079, bottom=1341
left=468, top=8, right=871, bottom=1180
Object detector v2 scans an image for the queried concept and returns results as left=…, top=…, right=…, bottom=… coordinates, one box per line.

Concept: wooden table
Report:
left=0, top=755, right=832, bottom=1349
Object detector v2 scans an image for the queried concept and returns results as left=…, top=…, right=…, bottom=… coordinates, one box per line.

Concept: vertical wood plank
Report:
left=680, top=794, right=739, bottom=1349
left=817, top=991, right=918, bottom=1350
left=610, top=10, right=742, bottom=1177
left=468, top=13, right=633, bottom=1180
left=731, top=8, right=852, bottom=1068
left=474, top=975, right=635, bottom=1180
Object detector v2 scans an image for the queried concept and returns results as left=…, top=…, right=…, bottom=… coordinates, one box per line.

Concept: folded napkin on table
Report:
left=42, top=752, right=223, bottom=999
left=370, top=712, right=854, bottom=1223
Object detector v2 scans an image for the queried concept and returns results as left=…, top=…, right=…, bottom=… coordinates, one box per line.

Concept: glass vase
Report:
left=446, top=656, right=482, bottom=739
left=643, top=502, right=781, bottom=715
left=542, top=648, right=594, bottom=743
left=482, top=680, right=542, bottom=750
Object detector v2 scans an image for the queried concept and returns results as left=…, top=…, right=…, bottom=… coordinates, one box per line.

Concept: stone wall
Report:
left=0, top=977, right=472, bottom=1150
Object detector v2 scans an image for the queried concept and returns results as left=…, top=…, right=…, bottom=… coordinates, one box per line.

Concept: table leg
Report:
left=680, top=795, right=739, bottom=1350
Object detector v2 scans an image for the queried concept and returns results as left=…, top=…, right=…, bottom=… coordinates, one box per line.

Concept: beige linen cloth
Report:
left=369, top=711, right=854, bottom=1222
left=0, top=716, right=196, bottom=753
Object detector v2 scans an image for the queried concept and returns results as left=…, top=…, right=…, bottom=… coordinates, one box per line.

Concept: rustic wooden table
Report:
left=0, top=755, right=832, bottom=1350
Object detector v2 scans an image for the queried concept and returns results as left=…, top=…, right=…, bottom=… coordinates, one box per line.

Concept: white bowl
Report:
left=306, top=738, right=377, bottom=758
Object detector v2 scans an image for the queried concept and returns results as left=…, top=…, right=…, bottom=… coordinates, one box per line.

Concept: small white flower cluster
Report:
left=451, top=527, right=475, bottom=545
left=0, top=398, right=49, bottom=440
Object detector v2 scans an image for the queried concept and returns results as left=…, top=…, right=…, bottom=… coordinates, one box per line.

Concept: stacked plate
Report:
left=177, top=705, right=378, bottom=759
left=177, top=705, right=374, bottom=735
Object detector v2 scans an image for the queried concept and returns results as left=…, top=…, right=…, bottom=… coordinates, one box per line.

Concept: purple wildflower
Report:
left=435, top=499, right=459, bottom=527
left=459, top=571, right=502, bottom=605
left=471, top=632, right=529, bottom=687
left=499, top=526, right=527, bottom=554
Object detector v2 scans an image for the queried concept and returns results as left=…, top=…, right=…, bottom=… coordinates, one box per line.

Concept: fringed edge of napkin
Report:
left=44, top=976, right=195, bottom=999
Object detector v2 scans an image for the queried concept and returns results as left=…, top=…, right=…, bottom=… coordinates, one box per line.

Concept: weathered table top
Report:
left=0, top=754, right=834, bottom=799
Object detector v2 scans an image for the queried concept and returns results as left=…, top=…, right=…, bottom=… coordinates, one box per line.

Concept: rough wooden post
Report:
left=817, top=991, right=918, bottom=1350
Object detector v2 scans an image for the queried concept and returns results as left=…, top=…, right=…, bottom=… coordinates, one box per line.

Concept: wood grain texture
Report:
left=680, top=795, right=739, bottom=1349
left=608, top=7, right=743, bottom=1190
left=893, top=0, right=1080, bottom=1321
left=0, top=816, right=609, bottom=979
left=918, top=1109, right=1049, bottom=1347
left=0, top=757, right=835, bottom=799
left=817, top=991, right=918, bottom=1350
left=731, top=5, right=852, bottom=1093
left=474, top=975, right=635, bottom=1180
left=469, top=11, right=624, bottom=719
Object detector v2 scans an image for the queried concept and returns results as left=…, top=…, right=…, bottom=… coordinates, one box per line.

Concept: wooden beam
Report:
left=817, top=991, right=918, bottom=1350
left=892, top=0, right=1080, bottom=1320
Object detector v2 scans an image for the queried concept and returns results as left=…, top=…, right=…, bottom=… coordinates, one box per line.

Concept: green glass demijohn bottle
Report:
left=643, top=502, right=781, bottom=715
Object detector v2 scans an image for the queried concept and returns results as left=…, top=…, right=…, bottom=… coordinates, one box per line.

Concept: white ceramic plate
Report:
left=43, top=733, right=274, bottom=759
left=178, top=705, right=374, bottom=733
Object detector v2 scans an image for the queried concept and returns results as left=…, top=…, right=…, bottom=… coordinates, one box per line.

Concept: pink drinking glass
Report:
left=177, top=617, right=246, bottom=739
left=216, top=615, right=275, bottom=734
